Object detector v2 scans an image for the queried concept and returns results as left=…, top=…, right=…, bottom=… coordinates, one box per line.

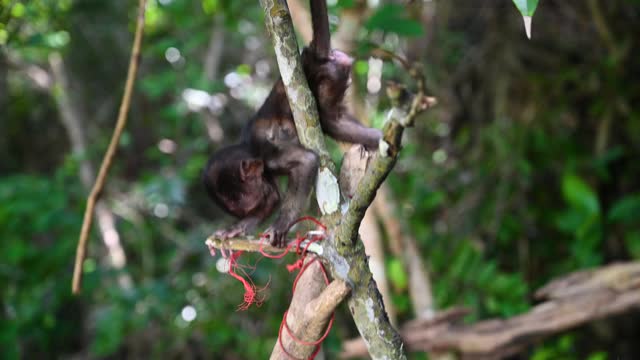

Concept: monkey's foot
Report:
left=263, top=222, right=289, bottom=248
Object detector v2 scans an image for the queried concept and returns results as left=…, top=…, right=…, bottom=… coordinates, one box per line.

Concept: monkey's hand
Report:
left=214, top=217, right=260, bottom=240
left=263, top=218, right=291, bottom=248
left=213, top=226, right=245, bottom=240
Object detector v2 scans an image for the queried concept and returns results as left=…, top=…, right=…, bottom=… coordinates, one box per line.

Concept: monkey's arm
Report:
left=321, top=113, right=382, bottom=150
left=263, top=145, right=319, bottom=247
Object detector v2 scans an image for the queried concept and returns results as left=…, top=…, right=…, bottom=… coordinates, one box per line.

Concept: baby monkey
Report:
left=203, top=0, right=381, bottom=247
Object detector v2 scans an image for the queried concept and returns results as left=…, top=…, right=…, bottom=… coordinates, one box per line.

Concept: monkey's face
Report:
left=203, top=146, right=280, bottom=219
left=228, top=159, right=279, bottom=218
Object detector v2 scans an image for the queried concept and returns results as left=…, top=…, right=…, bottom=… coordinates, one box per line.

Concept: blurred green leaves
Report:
left=435, top=240, right=529, bottom=317
left=556, top=174, right=603, bottom=267
left=2, top=0, right=73, bottom=49
left=21, top=30, right=70, bottom=49
left=365, top=4, right=423, bottom=37
left=202, top=0, right=220, bottom=15
left=0, top=172, right=82, bottom=359
left=91, top=306, right=127, bottom=356
left=608, top=193, right=640, bottom=224
left=10, top=3, right=26, bottom=18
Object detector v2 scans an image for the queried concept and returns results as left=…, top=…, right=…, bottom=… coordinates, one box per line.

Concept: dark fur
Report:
left=203, top=0, right=381, bottom=246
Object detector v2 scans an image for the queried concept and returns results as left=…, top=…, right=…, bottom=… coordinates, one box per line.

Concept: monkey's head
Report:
left=303, top=48, right=353, bottom=112
left=203, top=144, right=280, bottom=219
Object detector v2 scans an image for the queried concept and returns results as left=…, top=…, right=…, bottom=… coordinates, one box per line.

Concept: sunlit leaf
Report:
left=11, top=2, right=26, bottom=18
left=387, top=258, right=408, bottom=290
left=236, top=63, right=252, bottom=75
left=512, top=0, right=539, bottom=38
left=354, top=60, right=368, bottom=75
left=512, top=0, right=539, bottom=17
left=202, top=0, right=219, bottom=15
left=44, top=31, right=70, bottom=48
left=562, top=173, right=600, bottom=216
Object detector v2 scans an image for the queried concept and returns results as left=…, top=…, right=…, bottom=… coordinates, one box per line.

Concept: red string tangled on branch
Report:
left=225, top=250, right=270, bottom=310
left=277, top=257, right=333, bottom=360
left=208, top=216, right=332, bottom=359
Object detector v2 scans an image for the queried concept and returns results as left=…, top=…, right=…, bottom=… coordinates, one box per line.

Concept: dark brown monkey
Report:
left=203, top=0, right=381, bottom=247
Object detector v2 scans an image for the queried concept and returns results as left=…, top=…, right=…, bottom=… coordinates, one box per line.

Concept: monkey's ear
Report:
left=239, top=159, right=264, bottom=181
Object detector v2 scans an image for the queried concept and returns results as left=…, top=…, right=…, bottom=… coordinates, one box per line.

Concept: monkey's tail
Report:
left=310, top=0, right=330, bottom=58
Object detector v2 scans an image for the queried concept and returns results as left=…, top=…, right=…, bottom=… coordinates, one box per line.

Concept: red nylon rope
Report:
left=209, top=216, right=334, bottom=359
left=277, top=257, right=333, bottom=360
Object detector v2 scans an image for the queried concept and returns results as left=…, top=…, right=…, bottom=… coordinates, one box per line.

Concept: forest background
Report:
left=1, top=0, right=639, bottom=359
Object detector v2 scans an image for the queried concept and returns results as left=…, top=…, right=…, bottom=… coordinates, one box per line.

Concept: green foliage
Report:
left=434, top=239, right=529, bottom=317
left=608, top=193, right=640, bottom=224
left=562, top=174, right=600, bottom=216
left=387, top=257, right=408, bottom=290
left=365, top=4, right=424, bottom=37
left=557, top=173, right=603, bottom=267
left=531, top=334, right=576, bottom=360
left=201, top=0, right=220, bottom=15
left=336, top=0, right=356, bottom=9
left=532, top=334, right=608, bottom=360
left=91, top=305, right=127, bottom=356
left=0, top=171, right=83, bottom=359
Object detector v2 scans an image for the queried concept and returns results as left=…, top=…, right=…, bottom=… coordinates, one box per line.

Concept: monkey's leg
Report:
left=322, top=113, right=382, bottom=150
left=264, top=145, right=319, bottom=247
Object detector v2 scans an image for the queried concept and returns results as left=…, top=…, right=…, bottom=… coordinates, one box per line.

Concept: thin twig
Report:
left=72, top=0, right=147, bottom=294
left=205, top=236, right=324, bottom=256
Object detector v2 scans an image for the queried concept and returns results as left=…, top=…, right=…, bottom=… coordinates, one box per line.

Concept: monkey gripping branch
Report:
left=206, top=0, right=436, bottom=358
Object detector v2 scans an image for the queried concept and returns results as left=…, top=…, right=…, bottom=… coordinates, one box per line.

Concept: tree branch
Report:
left=72, top=0, right=146, bottom=294
left=259, top=0, right=331, bottom=167
left=271, top=270, right=350, bottom=360
left=50, top=53, right=133, bottom=290
left=205, top=236, right=324, bottom=256
left=337, top=82, right=436, bottom=245
left=342, top=262, right=640, bottom=359
left=259, top=0, right=341, bottom=218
